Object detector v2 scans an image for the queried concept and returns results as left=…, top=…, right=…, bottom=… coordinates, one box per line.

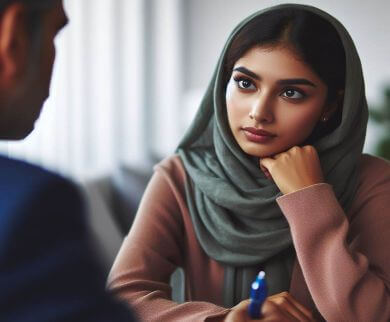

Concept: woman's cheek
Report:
left=281, top=109, right=321, bottom=142
left=227, top=100, right=248, bottom=132
left=226, top=90, right=244, bottom=126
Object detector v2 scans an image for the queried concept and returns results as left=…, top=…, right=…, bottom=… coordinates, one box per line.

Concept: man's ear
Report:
left=322, top=90, right=344, bottom=121
left=0, top=3, right=29, bottom=85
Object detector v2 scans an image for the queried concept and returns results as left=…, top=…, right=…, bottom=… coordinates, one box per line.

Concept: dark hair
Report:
left=224, top=8, right=346, bottom=139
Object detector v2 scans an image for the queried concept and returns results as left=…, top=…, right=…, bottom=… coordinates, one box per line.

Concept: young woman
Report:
left=108, top=4, right=390, bottom=321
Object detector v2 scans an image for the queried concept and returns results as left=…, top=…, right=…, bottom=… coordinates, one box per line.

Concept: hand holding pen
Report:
left=224, top=270, right=315, bottom=321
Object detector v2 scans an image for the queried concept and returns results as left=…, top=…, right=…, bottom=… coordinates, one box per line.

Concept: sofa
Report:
left=82, top=163, right=185, bottom=303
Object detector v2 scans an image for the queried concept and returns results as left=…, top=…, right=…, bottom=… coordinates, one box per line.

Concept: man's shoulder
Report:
left=0, top=156, right=137, bottom=322
left=0, top=155, right=82, bottom=228
left=0, top=156, right=85, bottom=265
left=0, top=154, right=58, bottom=180
left=0, top=154, right=76, bottom=193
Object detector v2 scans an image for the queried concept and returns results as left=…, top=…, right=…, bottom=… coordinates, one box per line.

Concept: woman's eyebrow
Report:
left=233, top=66, right=316, bottom=87
left=233, top=67, right=260, bottom=80
left=277, top=79, right=316, bottom=87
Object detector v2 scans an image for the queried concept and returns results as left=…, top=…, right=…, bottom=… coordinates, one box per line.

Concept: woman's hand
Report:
left=259, top=146, right=324, bottom=195
left=224, top=291, right=315, bottom=321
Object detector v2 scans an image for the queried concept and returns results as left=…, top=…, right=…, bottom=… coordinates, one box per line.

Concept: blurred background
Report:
left=0, top=0, right=389, bottom=180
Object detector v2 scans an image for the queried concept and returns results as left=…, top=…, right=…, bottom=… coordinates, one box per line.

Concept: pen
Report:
left=248, top=271, right=267, bottom=319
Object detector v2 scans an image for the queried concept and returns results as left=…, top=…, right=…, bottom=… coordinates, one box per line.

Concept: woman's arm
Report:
left=107, top=159, right=230, bottom=322
left=267, top=150, right=390, bottom=321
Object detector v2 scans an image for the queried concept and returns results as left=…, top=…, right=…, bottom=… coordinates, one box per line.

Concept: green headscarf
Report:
left=177, top=3, right=368, bottom=307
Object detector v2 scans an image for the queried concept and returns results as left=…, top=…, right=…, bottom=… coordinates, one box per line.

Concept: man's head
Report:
left=0, top=0, right=68, bottom=140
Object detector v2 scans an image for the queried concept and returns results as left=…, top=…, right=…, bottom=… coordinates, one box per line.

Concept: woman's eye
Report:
left=234, top=77, right=256, bottom=90
left=282, top=89, right=305, bottom=99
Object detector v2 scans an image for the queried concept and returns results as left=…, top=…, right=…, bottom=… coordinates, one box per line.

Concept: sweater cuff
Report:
left=276, top=183, right=344, bottom=230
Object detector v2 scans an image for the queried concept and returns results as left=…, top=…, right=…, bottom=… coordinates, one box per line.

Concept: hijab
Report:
left=176, top=3, right=368, bottom=307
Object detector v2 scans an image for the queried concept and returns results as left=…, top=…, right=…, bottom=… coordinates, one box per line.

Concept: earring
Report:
left=321, top=116, right=328, bottom=122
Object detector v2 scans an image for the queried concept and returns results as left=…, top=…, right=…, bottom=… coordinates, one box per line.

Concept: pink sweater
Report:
left=107, top=154, right=390, bottom=321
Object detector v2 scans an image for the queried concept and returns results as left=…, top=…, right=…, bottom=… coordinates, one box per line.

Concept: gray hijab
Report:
left=177, top=3, right=368, bottom=307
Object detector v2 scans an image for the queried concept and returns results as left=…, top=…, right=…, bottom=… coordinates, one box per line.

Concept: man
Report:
left=0, top=1, right=136, bottom=321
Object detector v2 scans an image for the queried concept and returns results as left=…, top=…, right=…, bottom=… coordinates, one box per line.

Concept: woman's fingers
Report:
left=224, top=292, right=314, bottom=322
left=262, top=300, right=302, bottom=321
left=224, top=300, right=254, bottom=322
left=282, top=294, right=314, bottom=319
left=259, top=157, right=275, bottom=173
left=267, top=292, right=314, bottom=321
left=259, top=158, right=274, bottom=180
left=259, top=146, right=324, bottom=194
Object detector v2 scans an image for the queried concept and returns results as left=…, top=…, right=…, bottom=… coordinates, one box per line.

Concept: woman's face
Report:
left=226, top=45, right=330, bottom=158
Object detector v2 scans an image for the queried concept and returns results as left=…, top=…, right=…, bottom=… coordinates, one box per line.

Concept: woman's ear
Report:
left=0, top=3, right=29, bottom=86
left=321, top=90, right=344, bottom=122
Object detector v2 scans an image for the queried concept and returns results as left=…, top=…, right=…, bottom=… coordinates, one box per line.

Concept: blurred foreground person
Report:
left=0, top=1, right=136, bottom=321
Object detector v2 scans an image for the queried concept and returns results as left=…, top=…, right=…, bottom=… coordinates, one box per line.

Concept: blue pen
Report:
left=248, top=271, right=267, bottom=319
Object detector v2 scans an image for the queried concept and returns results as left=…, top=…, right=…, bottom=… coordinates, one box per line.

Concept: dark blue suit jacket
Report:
left=0, top=155, right=137, bottom=322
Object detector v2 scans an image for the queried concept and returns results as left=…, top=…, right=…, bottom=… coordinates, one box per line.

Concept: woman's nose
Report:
left=249, top=95, right=274, bottom=123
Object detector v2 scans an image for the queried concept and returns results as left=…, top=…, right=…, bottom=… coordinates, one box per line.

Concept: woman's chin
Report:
left=239, top=141, right=292, bottom=159
left=241, top=147, right=278, bottom=159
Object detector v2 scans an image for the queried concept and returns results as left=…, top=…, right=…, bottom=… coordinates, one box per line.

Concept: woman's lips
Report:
left=242, top=127, right=276, bottom=143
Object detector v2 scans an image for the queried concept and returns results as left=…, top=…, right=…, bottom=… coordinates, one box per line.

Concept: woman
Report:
left=108, top=4, right=390, bottom=321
